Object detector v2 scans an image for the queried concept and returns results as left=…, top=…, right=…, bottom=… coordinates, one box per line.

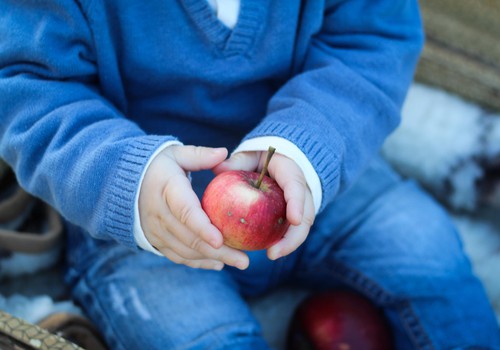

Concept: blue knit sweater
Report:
left=0, top=0, right=423, bottom=249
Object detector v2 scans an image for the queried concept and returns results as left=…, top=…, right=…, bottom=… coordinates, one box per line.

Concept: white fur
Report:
left=382, top=83, right=500, bottom=210
left=0, top=294, right=82, bottom=324
left=0, top=246, right=61, bottom=279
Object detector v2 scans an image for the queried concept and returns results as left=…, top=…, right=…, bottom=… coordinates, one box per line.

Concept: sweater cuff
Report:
left=233, top=137, right=322, bottom=214
left=105, top=135, right=178, bottom=249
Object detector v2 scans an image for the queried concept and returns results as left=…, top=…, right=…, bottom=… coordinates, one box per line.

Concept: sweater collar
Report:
left=180, top=0, right=266, bottom=56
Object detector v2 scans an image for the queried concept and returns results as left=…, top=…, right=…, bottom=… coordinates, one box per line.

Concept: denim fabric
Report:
left=64, top=157, right=500, bottom=350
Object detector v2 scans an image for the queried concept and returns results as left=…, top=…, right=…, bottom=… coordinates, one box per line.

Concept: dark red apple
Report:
left=287, top=290, right=394, bottom=350
left=201, top=147, right=289, bottom=250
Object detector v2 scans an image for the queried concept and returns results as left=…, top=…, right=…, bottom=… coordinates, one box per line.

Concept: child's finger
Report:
left=145, top=215, right=226, bottom=270
left=283, top=177, right=306, bottom=226
left=267, top=190, right=315, bottom=260
left=159, top=247, right=225, bottom=271
left=165, top=173, right=223, bottom=248
left=155, top=205, right=250, bottom=270
left=199, top=244, right=250, bottom=270
left=267, top=155, right=307, bottom=225
left=171, top=145, right=228, bottom=171
left=212, top=151, right=260, bottom=174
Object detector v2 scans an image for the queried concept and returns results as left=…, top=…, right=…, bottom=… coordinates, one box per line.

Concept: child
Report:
left=1, top=0, right=499, bottom=348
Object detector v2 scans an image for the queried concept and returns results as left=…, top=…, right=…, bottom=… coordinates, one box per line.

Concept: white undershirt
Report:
left=132, top=0, right=323, bottom=255
left=206, top=0, right=240, bottom=29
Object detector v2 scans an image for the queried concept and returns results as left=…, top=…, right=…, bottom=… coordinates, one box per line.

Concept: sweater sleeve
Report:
left=243, top=0, right=424, bottom=212
left=0, top=0, right=176, bottom=249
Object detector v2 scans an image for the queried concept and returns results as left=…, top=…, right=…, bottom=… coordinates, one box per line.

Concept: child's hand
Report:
left=213, top=150, right=315, bottom=260
left=139, top=145, right=249, bottom=271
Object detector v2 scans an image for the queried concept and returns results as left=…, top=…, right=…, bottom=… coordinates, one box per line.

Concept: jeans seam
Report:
left=399, top=301, right=436, bottom=350
left=173, top=322, right=266, bottom=350
left=305, top=259, right=435, bottom=350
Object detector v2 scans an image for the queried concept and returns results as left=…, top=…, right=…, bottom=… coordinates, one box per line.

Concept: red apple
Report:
left=287, top=290, right=394, bottom=350
left=201, top=147, right=289, bottom=251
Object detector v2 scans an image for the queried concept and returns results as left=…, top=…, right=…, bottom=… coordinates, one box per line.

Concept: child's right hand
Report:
left=138, top=145, right=250, bottom=271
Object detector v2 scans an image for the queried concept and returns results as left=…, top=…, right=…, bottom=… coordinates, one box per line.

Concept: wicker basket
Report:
left=416, top=0, right=500, bottom=111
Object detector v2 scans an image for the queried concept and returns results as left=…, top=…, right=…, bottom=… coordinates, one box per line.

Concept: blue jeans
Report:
left=64, top=157, right=500, bottom=350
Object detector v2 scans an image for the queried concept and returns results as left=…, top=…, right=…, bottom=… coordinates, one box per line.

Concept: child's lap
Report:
left=67, top=244, right=269, bottom=349
left=298, top=155, right=469, bottom=292
left=294, top=156, right=499, bottom=348
left=65, top=156, right=499, bottom=349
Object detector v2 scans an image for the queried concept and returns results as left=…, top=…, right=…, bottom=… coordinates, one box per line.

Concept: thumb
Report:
left=171, top=146, right=228, bottom=171
left=213, top=151, right=261, bottom=175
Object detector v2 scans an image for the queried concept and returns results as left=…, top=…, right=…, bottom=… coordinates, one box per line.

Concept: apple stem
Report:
left=255, top=146, right=276, bottom=189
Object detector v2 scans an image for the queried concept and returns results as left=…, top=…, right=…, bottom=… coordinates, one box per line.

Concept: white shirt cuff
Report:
left=233, top=137, right=322, bottom=214
left=133, top=140, right=183, bottom=256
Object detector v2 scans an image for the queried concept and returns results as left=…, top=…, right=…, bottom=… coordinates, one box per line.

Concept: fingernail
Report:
left=209, top=236, right=222, bottom=248
left=269, top=249, right=281, bottom=261
left=212, top=147, right=226, bottom=154
left=236, top=260, right=248, bottom=270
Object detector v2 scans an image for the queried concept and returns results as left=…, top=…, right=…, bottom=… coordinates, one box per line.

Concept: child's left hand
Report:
left=213, top=150, right=315, bottom=260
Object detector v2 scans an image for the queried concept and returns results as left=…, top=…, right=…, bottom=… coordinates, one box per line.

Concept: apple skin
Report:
left=201, top=170, right=289, bottom=251
left=287, top=290, right=394, bottom=350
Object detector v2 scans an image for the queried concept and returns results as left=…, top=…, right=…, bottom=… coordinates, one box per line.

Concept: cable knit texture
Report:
left=0, top=0, right=423, bottom=247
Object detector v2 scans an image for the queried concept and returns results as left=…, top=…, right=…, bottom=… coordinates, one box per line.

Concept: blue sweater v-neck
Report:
left=0, top=0, right=423, bottom=248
